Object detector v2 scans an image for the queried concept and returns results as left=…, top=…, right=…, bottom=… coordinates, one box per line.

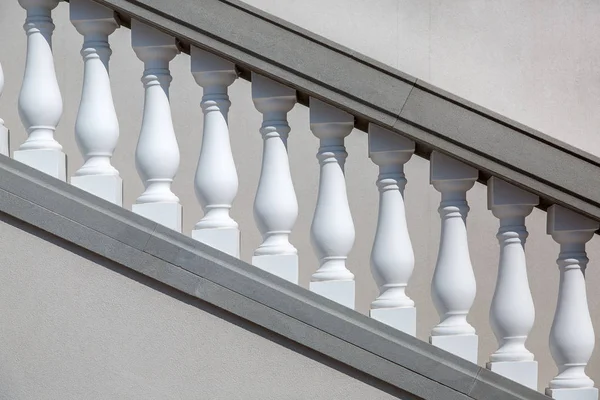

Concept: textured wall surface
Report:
left=242, top=0, right=600, bottom=157
left=0, top=215, right=412, bottom=400
left=0, top=0, right=598, bottom=392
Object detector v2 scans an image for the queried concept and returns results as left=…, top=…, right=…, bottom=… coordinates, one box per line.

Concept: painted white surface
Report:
left=489, top=361, right=538, bottom=392
left=368, top=124, right=416, bottom=335
left=251, top=73, right=298, bottom=281
left=429, top=152, right=478, bottom=362
left=430, top=334, right=479, bottom=365
left=70, top=0, right=122, bottom=204
left=131, top=20, right=181, bottom=231
left=487, top=178, right=539, bottom=389
left=546, top=206, right=598, bottom=399
left=309, top=98, right=355, bottom=308
left=191, top=47, right=240, bottom=256
left=0, top=0, right=599, bottom=390
left=15, top=0, right=66, bottom=179
left=370, top=308, right=416, bottom=338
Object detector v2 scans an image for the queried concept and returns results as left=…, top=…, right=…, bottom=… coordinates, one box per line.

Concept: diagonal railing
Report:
left=1, top=0, right=599, bottom=398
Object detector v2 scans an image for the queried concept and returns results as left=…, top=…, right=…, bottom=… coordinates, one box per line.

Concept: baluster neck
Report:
left=201, top=85, right=231, bottom=117
left=315, top=134, right=348, bottom=170
left=261, top=110, right=290, bottom=143
left=438, top=189, right=470, bottom=221
left=497, top=215, right=528, bottom=244
left=376, top=163, right=406, bottom=193
left=23, top=8, right=55, bottom=44
left=557, top=242, right=588, bottom=272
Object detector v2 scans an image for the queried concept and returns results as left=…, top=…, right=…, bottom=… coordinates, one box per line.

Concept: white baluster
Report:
left=70, top=0, right=121, bottom=205
left=486, top=177, right=538, bottom=389
left=429, top=151, right=478, bottom=363
left=546, top=205, right=598, bottom=400
left=0, top=60, right=9, bottom=156
left=368, top=124, right=416, bottom=335
left=131, top=20, right=181, bottom=231
left=309, top=98, right=355, bottom=308
left=16, top=0, right=65, bottom=180
left=251, top=73, right=298, bottom=283
left=190, top=47, right=239, bottom=256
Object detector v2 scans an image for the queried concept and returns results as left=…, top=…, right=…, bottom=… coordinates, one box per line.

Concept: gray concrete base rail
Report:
left=0, top=154, right=550, bottom=400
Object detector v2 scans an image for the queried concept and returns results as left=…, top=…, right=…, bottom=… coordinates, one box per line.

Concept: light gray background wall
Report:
left=0, top=215, right=413, bottom=400
left=247, top=0, right=600, bottom=156
left=0, top=0, right=599, bottom=393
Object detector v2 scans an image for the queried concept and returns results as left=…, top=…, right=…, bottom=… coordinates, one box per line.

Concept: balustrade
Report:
left=546, top=206, right=598, bottom=400
left=252, top=73, right=299, bottom=283
left=429, top=151, right=478, bottom=363
left=1, top=3, right=600, bottom=398
left=16, top=0, right=66, bottom=180
left=487, top=177, right=538, bottom=389
left=368, top=124, right=416, bottom=335
left=131, top=20, right=182, bottom=231
left=70, top=0, right=122, bottom=205
left=191, top=46, right=239, bottom=256
left=309, top=98, right=355, bottom=309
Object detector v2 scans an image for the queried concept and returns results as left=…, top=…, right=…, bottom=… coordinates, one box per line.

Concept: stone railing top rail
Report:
left=86, top=0, right=600, bottom=226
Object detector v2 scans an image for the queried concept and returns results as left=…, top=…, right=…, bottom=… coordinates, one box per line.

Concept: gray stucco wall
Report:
left=0, top=214, right=414, bottom=400
left=0, top=0, right=599, bottom=392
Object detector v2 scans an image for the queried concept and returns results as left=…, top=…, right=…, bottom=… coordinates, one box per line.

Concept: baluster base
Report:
left=14, top=149, right=66, bottom=181
left=430, top=334, right=478, bottom=363
left=71, top=175, right=123, bottom=206
left=370, top=307, right=416, bottom=336
left=487, top=361, right=537, bottom=390
left=192, top=227, right=239, bottom=258
left=546, top=388, right=598, bottom=400
left=133, top=202, right=182, bottom=232
left=309, top=280, right=355, bottom=309
left=252, top=254, right=298, bottom=284
left=0, top=123, right=9, bottom=156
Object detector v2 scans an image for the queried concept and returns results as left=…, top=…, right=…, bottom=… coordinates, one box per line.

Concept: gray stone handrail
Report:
left=85, top=0, right=600, bottom=225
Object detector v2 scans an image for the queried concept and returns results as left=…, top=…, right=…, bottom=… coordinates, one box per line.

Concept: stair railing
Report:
left=2, top=0, right=600, bottom=398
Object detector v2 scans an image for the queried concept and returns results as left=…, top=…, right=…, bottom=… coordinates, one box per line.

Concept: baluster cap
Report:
left=70, top=0, right=119, bottom=35
left=487, top=177, right=538, bottom=218
left=131, top=20, right=179, bottom=62
left=191, top=46, right=237, bottom=88
left=430, top=151, right=477, bottom=193
left=252, top=73, right=296, bottom=114
left=368, top=124, right=414, bottom=165
left=309, top=98, right=353, bottom=139
left=19, top=0, right=60, bottom=10
left=547, top=205, right=599, bottom=241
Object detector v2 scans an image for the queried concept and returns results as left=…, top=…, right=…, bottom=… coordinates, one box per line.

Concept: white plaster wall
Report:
left=0, top=0, right=598, bottom=393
